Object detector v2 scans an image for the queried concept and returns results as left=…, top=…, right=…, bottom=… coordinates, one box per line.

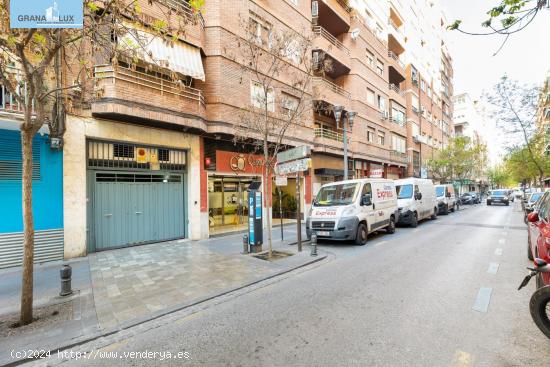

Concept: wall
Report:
left=63, top=115, right=203, bottom=259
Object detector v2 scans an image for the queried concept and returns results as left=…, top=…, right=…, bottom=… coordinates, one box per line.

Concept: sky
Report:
left=440, top=0, right=550, bottom=99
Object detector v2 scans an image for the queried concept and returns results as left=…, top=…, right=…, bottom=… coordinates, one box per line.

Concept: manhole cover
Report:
left=252, top=250, right=294, bottom=262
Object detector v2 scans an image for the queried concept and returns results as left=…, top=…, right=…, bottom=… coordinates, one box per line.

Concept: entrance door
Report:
left=92, top=172, right=185, bottom=250
left=208, top=176, right=254, bottom=234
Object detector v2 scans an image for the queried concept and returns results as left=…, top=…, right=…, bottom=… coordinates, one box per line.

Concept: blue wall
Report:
left=0, top=128, right=63, bottom=233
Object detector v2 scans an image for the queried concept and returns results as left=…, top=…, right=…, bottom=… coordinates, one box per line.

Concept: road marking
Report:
left=451, top=350, right=474, bottom=367
left=494, top=248, right=503, bottom=256
left=472, top=287, right=492, bottom=313
left=412, top=228, right=420, bottom=233
left=372, top=240, right=387, bottom=247
left=487, top=262, right=499, bottom=274
left=498, top=238, right=506, bottom=245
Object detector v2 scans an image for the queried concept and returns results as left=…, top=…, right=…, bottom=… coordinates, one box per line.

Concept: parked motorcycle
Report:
left=518, top=258, right=550, bottom=338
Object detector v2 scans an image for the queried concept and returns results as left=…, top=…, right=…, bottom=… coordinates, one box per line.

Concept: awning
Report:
left=118, top=27, right=205, bottom=81
left=314, top=168, right=345, bottom=176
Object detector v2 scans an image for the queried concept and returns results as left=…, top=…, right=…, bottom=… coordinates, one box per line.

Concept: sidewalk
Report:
left=0, top=225, right=321, bottom=366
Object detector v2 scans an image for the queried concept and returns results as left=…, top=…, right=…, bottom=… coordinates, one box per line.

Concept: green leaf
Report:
left=481, top=19, right=492, bottom=27
left=86, top=2, right=99, bottom=12
left=447, top=20, right=461, bottom=30
left=501, top=16, right=517, bottom=27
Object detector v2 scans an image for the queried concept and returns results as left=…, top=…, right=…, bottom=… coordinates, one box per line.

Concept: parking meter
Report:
left=247, top=181, right=263, bottom=253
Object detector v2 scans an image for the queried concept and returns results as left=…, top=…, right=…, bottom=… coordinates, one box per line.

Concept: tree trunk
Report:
left=20, top=128, right=35, bottom=325
left=264, top=143, right=273, bottom=258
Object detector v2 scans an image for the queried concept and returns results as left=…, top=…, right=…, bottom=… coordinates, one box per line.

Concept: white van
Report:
left=435, top=184, right=458, bottom=215
left=395, top=178, right=438, bottom=227
left=306, top=179, right=399, bottom=245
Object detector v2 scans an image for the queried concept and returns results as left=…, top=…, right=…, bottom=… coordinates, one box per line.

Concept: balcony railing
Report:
left=389, top=83, right=404, bottom=97
left=312, top=77, right=351, bottom=99
left=390, top=150, right=408, bottom=163
left=312, top=26, right=350, bottom=56
left=0, top=67, right=27, bottom=114
left=387, top=51, right=405, bottom=68
left=336, top=0, right=352, bottom=13
left=314, top=127, right=349, bottom=143
left=94, top=64, right=205, bottom=111
left=165, top=0, right=205, bottom=28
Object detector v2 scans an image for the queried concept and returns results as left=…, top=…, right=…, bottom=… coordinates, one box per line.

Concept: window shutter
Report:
left=0, top=130, right=41, bottom=181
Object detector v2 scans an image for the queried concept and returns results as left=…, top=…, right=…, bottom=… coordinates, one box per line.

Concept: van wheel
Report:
left=430, top=208, right=438, bottom=220
left=443, top=205, right=449, bottom=215
left=410, top=212, right=418, bottom=228
left=355, top=223, right=368, bottom=246
left=450, top=204, right=455, bottom=213
left=387, top=217, right=396, bottom=234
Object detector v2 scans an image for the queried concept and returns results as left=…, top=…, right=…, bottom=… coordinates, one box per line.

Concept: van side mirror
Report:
left=361, top=194, right=372, bottom=206
left=414, top=192, right=422, bottom=200
left=527, top=212, right=539, bottom=223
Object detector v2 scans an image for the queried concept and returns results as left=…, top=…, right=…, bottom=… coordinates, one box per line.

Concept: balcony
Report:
left=314, top=127, right=348, bottom=143
left=93, top=64, right=206, bottom=130
left=313, top=0, right=351, bottom=36
left=312, top=26, right=351, bottom=75
left=0, top=67, right=26, bottom=115
left=388, top=83, right=405, bottom=105
left=312, top=77, right=351, bottom=109
left=390, top=150, right=408, bottom=164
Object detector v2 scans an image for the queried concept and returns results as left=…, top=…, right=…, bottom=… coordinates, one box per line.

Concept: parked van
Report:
left=306, top=179, right=399, bottom=245
left=395, top=178, right=438, bottom=227
left=435, top=184, right=458, bottom=215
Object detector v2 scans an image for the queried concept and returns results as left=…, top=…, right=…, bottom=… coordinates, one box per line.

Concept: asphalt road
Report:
left=56, top=202, right=549, bottom=367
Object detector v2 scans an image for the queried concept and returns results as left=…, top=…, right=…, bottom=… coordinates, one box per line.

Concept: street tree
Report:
left=486, top=165, right=512, bottom=188
left=484, top=76, right=546, bottom=186
left=0, top=0, right=201, bottom=325
left=448, top=0, right=549, bottom=54
left=231, top=17, right=314, bottom=257
left=427, top=136, right=487, bottom=185
left=504, top=133, right=550, bottom=185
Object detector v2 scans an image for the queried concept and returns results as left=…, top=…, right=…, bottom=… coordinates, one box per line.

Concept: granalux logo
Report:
left=10, top=0, right=83, bottom=29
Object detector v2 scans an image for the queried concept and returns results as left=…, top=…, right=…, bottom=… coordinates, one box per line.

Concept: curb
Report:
left=2, top=252, right=327, bottom=367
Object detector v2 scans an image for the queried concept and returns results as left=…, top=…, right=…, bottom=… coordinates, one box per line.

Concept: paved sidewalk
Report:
left=0, top=225, right=320, bottom=366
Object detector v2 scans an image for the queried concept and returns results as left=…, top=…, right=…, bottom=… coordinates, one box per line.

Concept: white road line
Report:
left=412, top=229, right=420, bottom=233
left=487, top=262, right=499, bottom=274
left=472, top=287, right=493, bottom=313
left=494, top=248, right=503, bottom=256
left=372, top=240, right=388, bottom=247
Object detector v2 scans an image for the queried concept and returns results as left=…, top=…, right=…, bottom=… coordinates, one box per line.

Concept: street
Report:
left=52, top=203, right=549, bottom=367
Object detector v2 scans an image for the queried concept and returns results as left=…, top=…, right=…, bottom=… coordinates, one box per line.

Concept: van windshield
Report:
left=396, top=184, right=413, bottom=199
left=435, top=186, right=445, bottom=197
left=314, top=183, right=359, bottom=207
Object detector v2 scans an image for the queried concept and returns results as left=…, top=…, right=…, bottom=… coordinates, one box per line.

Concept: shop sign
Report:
left=370, top=169, right=384, bottom=178
left=10, top=0, right=84, bottom=28
left=276, top=146, right=311, bottom=163
left=136, top=147, right=148, bottom=164
left=216, top=151, right=265, bottom=174
left=275, top=176, right=288, bottom=186
left=275, top=158, right=311, bottom=175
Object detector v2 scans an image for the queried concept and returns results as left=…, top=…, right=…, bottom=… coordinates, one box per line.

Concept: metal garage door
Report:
left=92, top=172, right=185, bottom=250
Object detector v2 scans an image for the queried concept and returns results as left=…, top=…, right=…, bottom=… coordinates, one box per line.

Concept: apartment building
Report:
left=536, top=71, right=550, bottom=156
left=0, top=0, right=456, bottom=264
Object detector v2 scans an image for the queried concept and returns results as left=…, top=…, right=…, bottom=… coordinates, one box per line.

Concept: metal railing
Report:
left=94, top=64, right=205, bottom=109
left=390, top=150, right=408, bottom=162
left=388, top=83, right=404, bottom=96
left=165, top=0, right=205, bottom=28
left=312, top=26, right=350, bottom=56
left=387, top=51, right=405, bottom=68
left=312, top=77, right=351, bottom=99
left=0, top=66, right=27, bottom=114
left=314, top=127, right=349, bottom=143
left=335, top=0, right=352, bottom=13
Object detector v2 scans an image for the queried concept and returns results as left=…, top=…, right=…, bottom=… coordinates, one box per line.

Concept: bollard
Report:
left=310, top=233, right=318, bottom=257
left=60, top=264, right=73, bottom=296
left=242, top=234, right=249, bottom=254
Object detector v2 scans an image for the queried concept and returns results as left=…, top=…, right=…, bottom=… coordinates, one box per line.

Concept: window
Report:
left=376, top=59, right=384, bottom=76
left=361, top=183, right=372, bottom=198
left=249, top=13, right=272, bottom=47
left=251, top=81, right=275, bottom=111
left=412, top=122, right=420, bottom=137
left=367, top=89, right=375, bottom=105
left=367, top=128, right=375, bottom=142
left=366, top=49, right=374, bottom=68
left=378, top=132, right=385, bottom=145
left=391, top=108, right=405, bottom=124
left=392, top=134, right=406, bottom=153
left=114, top=144, right=135, bottom=158
left=284, top=39, right=301, bottom=64
left=158, top=149, right=170, bottom=162
left=411, top=66, right=418, bottom=85
left=420, top=79, right=426, bottom=92
left=411, top=95, right=419, bottom=113
left=281, top=92, right=299, bottom=116
left=378, top=95, right=386, bottom=111
left=427, top=86, right=432, bottom=98
left=289, top=0, right=298, bottom=5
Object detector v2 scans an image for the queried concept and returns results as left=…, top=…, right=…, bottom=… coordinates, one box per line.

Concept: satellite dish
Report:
left=350, top=28, right=360, bottom=40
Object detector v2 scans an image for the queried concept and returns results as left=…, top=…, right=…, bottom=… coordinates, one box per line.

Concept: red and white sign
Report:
left=370, top=169, right=384, bottom=178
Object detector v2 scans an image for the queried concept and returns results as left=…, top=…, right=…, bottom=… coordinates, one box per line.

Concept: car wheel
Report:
left=442, top=205, right=449, bottom=215
left=450, top=204, right=455, bottom=213
left=487, top=201, right=491, bottom=206
left=527, top=241, right=534, bottom=261
left=387, top=217, right=396, bottom=234
left=355, top=223, right=368, bottom=246
left=505, top=202, right=509, bottom=206
left=411, top=212, right=418, bottom=228
left=430, top=207, right=437, bottom=220
left=529, top=285, right=550, bottom=339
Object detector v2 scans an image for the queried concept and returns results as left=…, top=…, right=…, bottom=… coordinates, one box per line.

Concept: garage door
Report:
left=92, top=172, right=185, bottom=251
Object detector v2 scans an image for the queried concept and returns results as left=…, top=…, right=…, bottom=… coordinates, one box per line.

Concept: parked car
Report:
left=526, top=191, right=550, bottom=287
left=435, top=184, right=457, bottom=214
left=525, top=192, right=545, bottom=224
left=306, top=179, right=398, bottom=245
left=395, top=178, right=438, bottom=227
left=486, top=189, right=509, bottom=206
left=460, top=192, right=475, bottom=205
left=512, top=189, right=524, bottom=201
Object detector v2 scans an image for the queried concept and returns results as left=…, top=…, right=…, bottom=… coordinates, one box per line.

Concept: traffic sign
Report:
left=276, top=146, right=311, bottom=164
left=275, top=158, right=311, bottom=175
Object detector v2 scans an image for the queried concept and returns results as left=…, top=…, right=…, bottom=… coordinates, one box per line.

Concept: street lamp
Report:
left=333, top=105, right=343, bottom=129
left=344, top=111, right=357, bottom=180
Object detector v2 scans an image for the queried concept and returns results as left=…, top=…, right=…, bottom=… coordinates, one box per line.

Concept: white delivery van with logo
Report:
left=435, top=184, right=458, bottom=214
left=395, top=178, right=438, bottom=227
left=306, top=179, right=399, bottom=246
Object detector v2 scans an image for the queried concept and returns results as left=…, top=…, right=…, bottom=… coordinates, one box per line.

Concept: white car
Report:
left=306, top=179, right=399, bottom=245
left=395, top=178, right=438, bottom=227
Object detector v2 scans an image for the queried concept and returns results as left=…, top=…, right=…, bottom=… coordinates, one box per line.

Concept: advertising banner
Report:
left=10, top=0, right=83, bottom=28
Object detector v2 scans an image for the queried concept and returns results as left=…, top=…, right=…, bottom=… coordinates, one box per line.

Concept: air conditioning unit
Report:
left=421, top=107, right=426, bottom=113
left=380, top=110, right=389, bottom=120
left=312, top=1, right=319, bottom=17
left=413, top=135, right=421, bottom=143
